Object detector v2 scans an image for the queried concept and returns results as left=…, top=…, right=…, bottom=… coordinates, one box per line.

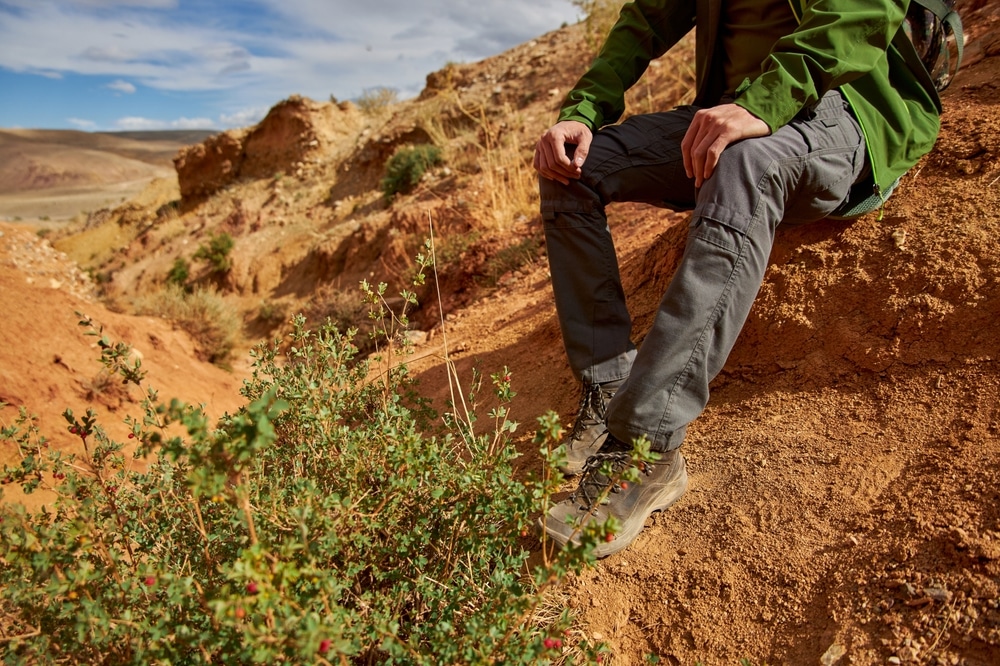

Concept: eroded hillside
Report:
left=4, top=0, right=1000, bottom=663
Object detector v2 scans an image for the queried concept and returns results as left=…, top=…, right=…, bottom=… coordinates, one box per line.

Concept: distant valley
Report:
left=0, top=128, right=215, bottom=224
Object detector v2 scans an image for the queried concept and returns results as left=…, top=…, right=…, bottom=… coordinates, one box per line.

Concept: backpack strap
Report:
left=912, top=0, right=964, bottom=71
left=892, top=26, right=943, bottom=114
left=907, top=0, right=964, bottom=91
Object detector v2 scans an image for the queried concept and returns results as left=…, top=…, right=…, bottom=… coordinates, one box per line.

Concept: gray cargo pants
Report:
left=540, top=90, right=867, bottom=452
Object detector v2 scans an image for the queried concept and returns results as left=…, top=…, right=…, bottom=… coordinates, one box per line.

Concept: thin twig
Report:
left=428, top=213, right=475, bottom=443
left=0, top=627, right=41, bottom=643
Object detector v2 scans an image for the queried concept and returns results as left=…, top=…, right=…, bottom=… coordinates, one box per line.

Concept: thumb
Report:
left=571, top=131, right=593, bottom=168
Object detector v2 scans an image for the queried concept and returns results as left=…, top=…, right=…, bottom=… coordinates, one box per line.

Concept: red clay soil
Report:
left=0, top=223, right=245, bottom=512
left=3, top=3, right=1000, bottom=665
left=403, top=22, right=1000, bottom=666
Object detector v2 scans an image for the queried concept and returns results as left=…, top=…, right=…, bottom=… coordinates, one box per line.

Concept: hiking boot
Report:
left=541, top=435, right=688, bottom=558
left=559, top=380, right=621, bottom=476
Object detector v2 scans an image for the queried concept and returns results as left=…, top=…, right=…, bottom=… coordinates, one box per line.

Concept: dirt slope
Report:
left=2, top=1, right=1000, bottom=664
left=398, top=5, right=1000, bottom=664
left=0, top=222, right=245, bottom=511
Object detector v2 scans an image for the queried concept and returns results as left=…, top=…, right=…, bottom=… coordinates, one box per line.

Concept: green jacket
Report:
left=558, top=0, right=941, bottom=198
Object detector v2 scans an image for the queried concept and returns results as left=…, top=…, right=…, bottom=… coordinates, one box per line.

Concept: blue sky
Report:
left=0, top=0, right=582, bottom=132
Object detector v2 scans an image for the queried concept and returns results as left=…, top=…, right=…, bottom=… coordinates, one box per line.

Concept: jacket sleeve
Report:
left=735, top=0, right=908, bottom=132
left=558, top=0, right=696, bottom=130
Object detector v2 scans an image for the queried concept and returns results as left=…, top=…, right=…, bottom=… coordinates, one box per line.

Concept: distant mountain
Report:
left=1, top=127, right=216, bottom=168
left=0, top=128, right=217, bottom=220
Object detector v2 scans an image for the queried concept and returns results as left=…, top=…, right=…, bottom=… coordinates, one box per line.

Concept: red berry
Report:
left=246, top=581, right=259, bottom=595
left=128, top=433, right=135, bottom=439
left=144, top=576, right=156, bottom=587
left=234, top=606, right=246, bottom=620
left=318, top=639, right=332, bottom=654
left=605, top=532, right=615, bottom=543
left=544, top=638, right=556, bottom=649
left=620, top=481, right=629, bottom=490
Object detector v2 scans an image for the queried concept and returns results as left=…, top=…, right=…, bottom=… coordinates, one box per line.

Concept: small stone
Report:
left=891, top=228, right=907, bottom=249
left=924, top=587, right=952, bottom=602
left=404, top=330, right=428, bottom=346
left=820, top=643, right=846, bottom=666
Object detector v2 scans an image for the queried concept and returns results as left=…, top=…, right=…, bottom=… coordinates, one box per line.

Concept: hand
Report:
left=533, top=120, right=594, bottom=185
left=681, top=104, right=771, bottom=188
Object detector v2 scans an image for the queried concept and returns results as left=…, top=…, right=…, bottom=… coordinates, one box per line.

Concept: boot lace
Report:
left=569, top=384, right=611, bottom=440
left=571, top=451, right=654, bottom=510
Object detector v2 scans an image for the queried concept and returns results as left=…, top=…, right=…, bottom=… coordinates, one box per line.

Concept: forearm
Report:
left=559, top=0, right=696, bottom=130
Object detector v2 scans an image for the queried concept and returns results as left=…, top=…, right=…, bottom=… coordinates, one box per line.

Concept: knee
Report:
left=539, top=174, right=603, bottom=220
left=712, top=139, right=776, bottom=183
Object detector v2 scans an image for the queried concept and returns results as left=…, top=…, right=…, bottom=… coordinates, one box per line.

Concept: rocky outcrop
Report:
left=173, top=95, right=364, bottom=203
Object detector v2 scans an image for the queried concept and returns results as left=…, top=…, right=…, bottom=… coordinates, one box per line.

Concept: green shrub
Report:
left=381, top=144, right=443, bottom=198
left=166, top=257, right=190, bottom=287
left=0, top=272, right=619, bottom=663
left=193, top=232, right=235, bottom=274
left=481, top=234, right=544, bottom=288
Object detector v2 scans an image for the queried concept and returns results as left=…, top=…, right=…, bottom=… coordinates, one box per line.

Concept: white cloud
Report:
left=114, top=115, right=216, bottom=130
left=0, top=4, right=273, bottom=92
left=219, top=106, right=268, bottom=128
left=68, top=117, right=98, bottom=130
left=0, top=0, right=581, bottom=130
left=106, top=79, right=136, bottom=94
left=68, top=0, right=178, bottom=7
left=0, top=0, right=579, bottom=92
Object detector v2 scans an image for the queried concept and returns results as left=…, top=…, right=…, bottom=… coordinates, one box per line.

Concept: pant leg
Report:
left=606, top=90, right=867, bottom=451
left=540, top=106, right=699, bottom=385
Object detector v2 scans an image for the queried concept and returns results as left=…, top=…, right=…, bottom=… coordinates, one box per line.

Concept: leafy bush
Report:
left=0, top=268, right=619, bottom=664
left=381, top=145, right=443, bottom=198
left=481, top=234, right=544, bottom=288
left=193, top=232, right=235, bottom=274
left=166, top=257, right=190, bottom=287
left=131, top=285, right=240, bottom=365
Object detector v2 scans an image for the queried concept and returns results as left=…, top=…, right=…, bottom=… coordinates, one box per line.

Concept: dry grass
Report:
left=131, top=285, right=241, bottom=366
left=473, top=105, right=539, bottom=230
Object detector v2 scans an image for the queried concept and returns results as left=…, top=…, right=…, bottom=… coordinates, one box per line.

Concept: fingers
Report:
left=682, top=111, right=728, bottom=188
left=681, top=104, right=770, bottom=188
left=534, top=121, right=593, bottom=184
